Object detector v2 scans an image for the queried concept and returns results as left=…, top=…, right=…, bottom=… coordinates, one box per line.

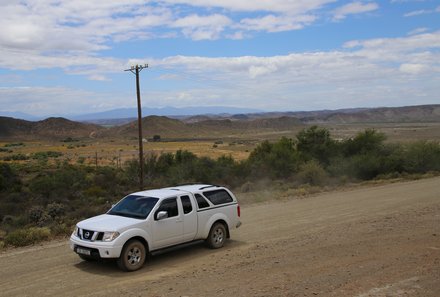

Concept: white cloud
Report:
left=408, top=27, right=428, bottom=35
left=332, top=1, right=379, bottom=21
left=3, top=30, right=440, bottom=114
left=238, top=14, right=316, bottom=33
left=1, top=1, right=439, bottom=114
left=160, top=0, right=336, bottom=14
left=172, top=14, right=232, bottom=40
left=399, top=63, right=428, bottom=74
left=404, top=5, right=440, bottom=17
left=0, top=0, right=338, bottom=55
left=0, top=0, right=344, bottom=75
left=142, top=30, right=440, bottom=110
left=0, top=86, right=105, bottom=116
left=404, top=9, right=430, bottom=17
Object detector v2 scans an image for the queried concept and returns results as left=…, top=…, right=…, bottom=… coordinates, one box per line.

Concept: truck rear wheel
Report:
left=117, top=239, right=146, bottom=271
left=206, top=223, right=226, bottom=249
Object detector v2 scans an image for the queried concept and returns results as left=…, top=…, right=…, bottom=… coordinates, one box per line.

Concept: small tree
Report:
left=296, top=126, right=336, bottom=165
left=343, top=129, right=386, bottom=156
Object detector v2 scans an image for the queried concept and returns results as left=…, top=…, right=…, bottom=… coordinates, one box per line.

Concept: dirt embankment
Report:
left=0, top=177, right=439, bottom=297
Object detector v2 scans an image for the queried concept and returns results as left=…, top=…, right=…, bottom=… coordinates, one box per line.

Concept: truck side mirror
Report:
left=156, top=211, right=168, bottom=220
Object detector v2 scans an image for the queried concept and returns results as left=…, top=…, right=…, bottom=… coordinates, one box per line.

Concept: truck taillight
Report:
left=237, top=204, right=241, bottom=217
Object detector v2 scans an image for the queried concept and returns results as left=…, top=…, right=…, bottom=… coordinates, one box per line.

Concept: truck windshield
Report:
left=108, top=195, right=159, bottom=219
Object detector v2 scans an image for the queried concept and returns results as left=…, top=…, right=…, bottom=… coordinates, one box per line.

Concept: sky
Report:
left=0, top=0, right=439, bottom=117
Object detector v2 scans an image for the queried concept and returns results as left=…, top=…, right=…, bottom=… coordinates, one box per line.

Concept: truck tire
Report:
left=206, top=223, right=226, bottom=249
left=117, top=239, right=146, bottom=272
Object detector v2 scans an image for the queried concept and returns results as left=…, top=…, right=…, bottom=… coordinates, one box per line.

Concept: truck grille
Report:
left=82, top=229, right=94, bottom=240
left=78, top=228, right=103, bottom=241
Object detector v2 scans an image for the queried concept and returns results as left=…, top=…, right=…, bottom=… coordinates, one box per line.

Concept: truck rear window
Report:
left=195, top=193, right=210, bottom=209
left=181, top=195, right=193, bottom=214
left=203, top=189, right=233, bottom=205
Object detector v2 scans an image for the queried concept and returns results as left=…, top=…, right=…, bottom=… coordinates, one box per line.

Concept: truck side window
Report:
left=181, top=195, right=192, bottom=214
left=155, top=198, right=178, bottom=219
left=195, top=193, right=210, bottom=209
left=203, top=189, right=233, bottom=205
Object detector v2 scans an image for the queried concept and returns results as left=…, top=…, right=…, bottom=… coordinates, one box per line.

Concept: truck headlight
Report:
left=72, top=226, right=78, bottom=237
left=102, top=231, right=120, bottom=242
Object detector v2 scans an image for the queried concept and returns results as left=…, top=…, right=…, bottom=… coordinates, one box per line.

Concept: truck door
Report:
left=180, top=195, right=197, bottom=242
left=152, top=197, right=184, bottom=249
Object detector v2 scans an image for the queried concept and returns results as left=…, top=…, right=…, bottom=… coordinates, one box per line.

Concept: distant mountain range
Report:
left=0, top=106, right=263, bottom=122
left=1, top=104, right=439, bottom=141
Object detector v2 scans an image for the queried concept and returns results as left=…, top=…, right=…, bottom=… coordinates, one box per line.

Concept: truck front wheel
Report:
left=117, top=239, right=146, bottom=271
left=206, top=223, right=226, bottom=249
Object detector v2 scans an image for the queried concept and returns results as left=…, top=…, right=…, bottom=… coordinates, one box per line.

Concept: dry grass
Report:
left=0, top=139, right=254, bottom=166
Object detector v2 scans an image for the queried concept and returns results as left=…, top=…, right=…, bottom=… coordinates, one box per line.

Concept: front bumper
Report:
left=70, top=235, right=123, bottom=259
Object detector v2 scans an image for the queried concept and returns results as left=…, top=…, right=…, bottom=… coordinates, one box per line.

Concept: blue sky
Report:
left=0, top=0, right=439, bottom=117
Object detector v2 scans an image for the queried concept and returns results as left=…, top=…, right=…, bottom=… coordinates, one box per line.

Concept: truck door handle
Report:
left=176, top=219, right=183, bottom=223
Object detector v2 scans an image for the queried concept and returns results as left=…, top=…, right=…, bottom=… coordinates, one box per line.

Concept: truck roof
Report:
left=130, top=188, right=187, bottom=199
left=167, top=184, right=222, bottom=192
left=130, top=184, right=222, bottom=199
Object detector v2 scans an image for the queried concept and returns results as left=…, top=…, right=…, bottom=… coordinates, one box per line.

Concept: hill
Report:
left=104, top=116, right=191, bottom=138
left=2, top=104, right=439, bottom=141
left=0, top=117, right=103, bottom=140
left=101, top=115, right=302, bottom=139
left=299, top=105, right=440, bottom=124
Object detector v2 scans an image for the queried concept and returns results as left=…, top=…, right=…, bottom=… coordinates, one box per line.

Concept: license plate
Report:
left=76, top=247, right=91, bottom=256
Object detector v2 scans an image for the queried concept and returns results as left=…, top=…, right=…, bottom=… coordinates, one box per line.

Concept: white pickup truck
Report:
left=70, top=184, right=241, bottom=271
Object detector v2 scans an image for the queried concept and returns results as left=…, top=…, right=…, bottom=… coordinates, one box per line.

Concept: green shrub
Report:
left=401, top=141, right=440, bottom=173
left=4, top=143, right=24, bottom=147
left=296, top=126, right=337, bottom=164
left=296, top=160, right=328, bottom=186
left=350, top=153, right=384, bottom=180
left=248, top=137, right=300, bottom=178
left=0, top=163, right=22, bottom=192
left=3, top=153, right=29, bottom=161
left=46, top=202, right=66, bottom=219
left=2, top=215, right=15, bottom=225
left=28, top=206, right=45, bottom=224
left=83, top=186, right=106, bottom=198
left=31, top=151, right=63, bottom=160
left=49, top=223, right=71, bottom=236
left=4, top=227, right=51, bottom=247
left=343, top=129, right=386, bottom=156
left=61, top=137, right=77, bottom=142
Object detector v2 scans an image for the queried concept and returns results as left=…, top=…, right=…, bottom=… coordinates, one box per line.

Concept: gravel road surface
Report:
left=1, top=177, right=439, bottom=297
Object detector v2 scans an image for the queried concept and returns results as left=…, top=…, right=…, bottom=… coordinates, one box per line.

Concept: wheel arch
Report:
left=211, top=219, right=230, bottom=239
left=124, top=236, right=150, bottom=254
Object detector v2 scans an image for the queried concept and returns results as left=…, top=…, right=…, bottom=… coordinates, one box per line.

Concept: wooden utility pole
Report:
left=125, top=64, right=148, bottom=190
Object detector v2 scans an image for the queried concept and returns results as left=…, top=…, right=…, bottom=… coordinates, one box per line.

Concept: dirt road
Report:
left=1, top=177, right=439, bottom=297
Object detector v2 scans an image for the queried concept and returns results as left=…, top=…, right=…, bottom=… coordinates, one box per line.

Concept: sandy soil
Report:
left=1, top=177, right=439, bottom=297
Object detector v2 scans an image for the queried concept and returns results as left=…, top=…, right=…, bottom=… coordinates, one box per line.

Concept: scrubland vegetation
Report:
left=1, top=126, right=439, bottom=248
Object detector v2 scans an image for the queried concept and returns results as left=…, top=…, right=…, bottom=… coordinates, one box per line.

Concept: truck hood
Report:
left=77, top=214, right=143, bottom=232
